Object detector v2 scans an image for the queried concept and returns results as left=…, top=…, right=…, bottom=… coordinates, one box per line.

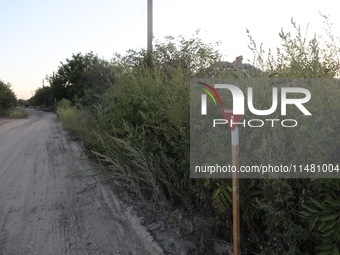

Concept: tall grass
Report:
left=7, top=109, right=28, bottom=118
left=91, top=60, right=192, bottom=204
left=56, top=17, right=340, bottom=254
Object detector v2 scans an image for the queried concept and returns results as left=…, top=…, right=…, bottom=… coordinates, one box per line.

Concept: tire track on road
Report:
left=0, top=109, right=163, bottom=255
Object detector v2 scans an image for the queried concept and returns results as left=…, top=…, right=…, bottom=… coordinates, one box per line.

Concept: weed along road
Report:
left=0, top=109, right=162, bottom=255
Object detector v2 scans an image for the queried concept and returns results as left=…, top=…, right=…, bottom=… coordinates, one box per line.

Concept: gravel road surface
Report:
left=0, top=109, right=163, bottom=255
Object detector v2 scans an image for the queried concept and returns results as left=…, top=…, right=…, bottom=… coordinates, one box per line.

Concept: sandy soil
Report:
left=0, top=109, right=163, bottom=255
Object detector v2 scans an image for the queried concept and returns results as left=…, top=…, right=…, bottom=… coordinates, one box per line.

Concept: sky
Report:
left=1, top=0, right=339, bottom=100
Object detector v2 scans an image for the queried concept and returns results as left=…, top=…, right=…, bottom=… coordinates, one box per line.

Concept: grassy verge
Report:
left=7, top=109, right=28, bottom=118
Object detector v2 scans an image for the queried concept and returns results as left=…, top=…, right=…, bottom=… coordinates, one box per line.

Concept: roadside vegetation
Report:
left=7, top=109, right=28, bottom=118
left=0, top=80, right=28, bottom=118
left=33, top=15, right=340, bottom=254
left=0, top=80, right=17, bottom=116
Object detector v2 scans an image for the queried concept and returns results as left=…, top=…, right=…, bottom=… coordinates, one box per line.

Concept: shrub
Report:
left=56, top=99, right=101, bottom=151
left=93, top=34, right=217, bottom=204
left=7, top=109, right=28, bottom=118
left=0, top=80, right=16, bottom=115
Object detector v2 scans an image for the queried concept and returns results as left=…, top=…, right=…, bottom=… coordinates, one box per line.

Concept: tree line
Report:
left=29, top=52, right=115, bottom=108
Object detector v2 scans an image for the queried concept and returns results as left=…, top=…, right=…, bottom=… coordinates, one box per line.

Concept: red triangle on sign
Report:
left=220, top=109, right=245, bottom=131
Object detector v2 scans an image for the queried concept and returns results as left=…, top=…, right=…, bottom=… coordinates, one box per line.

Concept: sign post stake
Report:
left=231, top=126, right=240, bottom=255
left=220, top=109, right=243, bottom=255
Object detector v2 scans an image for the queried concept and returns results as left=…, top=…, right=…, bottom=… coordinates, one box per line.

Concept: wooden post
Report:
left=231, top=126, right=240, bottom=255
left=219, top=109, right=244, bottom=254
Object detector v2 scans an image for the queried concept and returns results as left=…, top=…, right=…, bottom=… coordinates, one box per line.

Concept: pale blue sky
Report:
left=1, top=0, right=339, bottom=99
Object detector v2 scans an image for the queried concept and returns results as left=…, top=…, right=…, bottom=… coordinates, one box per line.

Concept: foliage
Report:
left=0, top=80, right=17, bottom=115
left=300, top=179, right=340, bottom=255
left=235, top=14, right=340, bottom=255
left=55, top=15, right=340, bottom=254
left=47, top=52, right=114, bottom=104
left=56, top=34, right=221, bottom=252
left=29, top=86, right=54, bottom=107
left=56, top=98, right=100, bottom=151
left=83, top=39, right=192, bottom=204
left=192, top=14, right=340, bottom=254
left=7, top=109, right=28, bottom=118
left=17, top=99, right=29, bottom=107
left=119, top=31, right=221, bottom=77
left=247, top=15, right=340, bottom=78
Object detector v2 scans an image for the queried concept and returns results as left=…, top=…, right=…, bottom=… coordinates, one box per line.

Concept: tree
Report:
left=47, top=52, right=114, bottom=104
left=0, top=80, right=17, bottom=114
left=17, top=99, right=29, bottom=107
left=115, top=31, right=221, bottom=77
left=29, top=86, right=54, bottom=107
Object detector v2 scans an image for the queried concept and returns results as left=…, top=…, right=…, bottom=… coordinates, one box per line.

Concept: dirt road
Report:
left=0, top=109, right=163, bottom=255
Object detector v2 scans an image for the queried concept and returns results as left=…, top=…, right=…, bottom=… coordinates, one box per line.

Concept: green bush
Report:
left=300, top=180, right=340, bottom=255
left=236, top=15, right=340, bottom=254
left=29, top=86, right=54, bottom=107
left=56, top=99, right=101, bottom=151
left=7, top=109, right=28, bottom=118
left=0, top=80, right=16, bottom=115
left=47, top=52, right=114, bottom=104
left=92, top=34, right=218, bottom=204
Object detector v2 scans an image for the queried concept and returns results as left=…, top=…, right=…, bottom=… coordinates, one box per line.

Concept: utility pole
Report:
left=147, top=0, right=153, bottom=54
